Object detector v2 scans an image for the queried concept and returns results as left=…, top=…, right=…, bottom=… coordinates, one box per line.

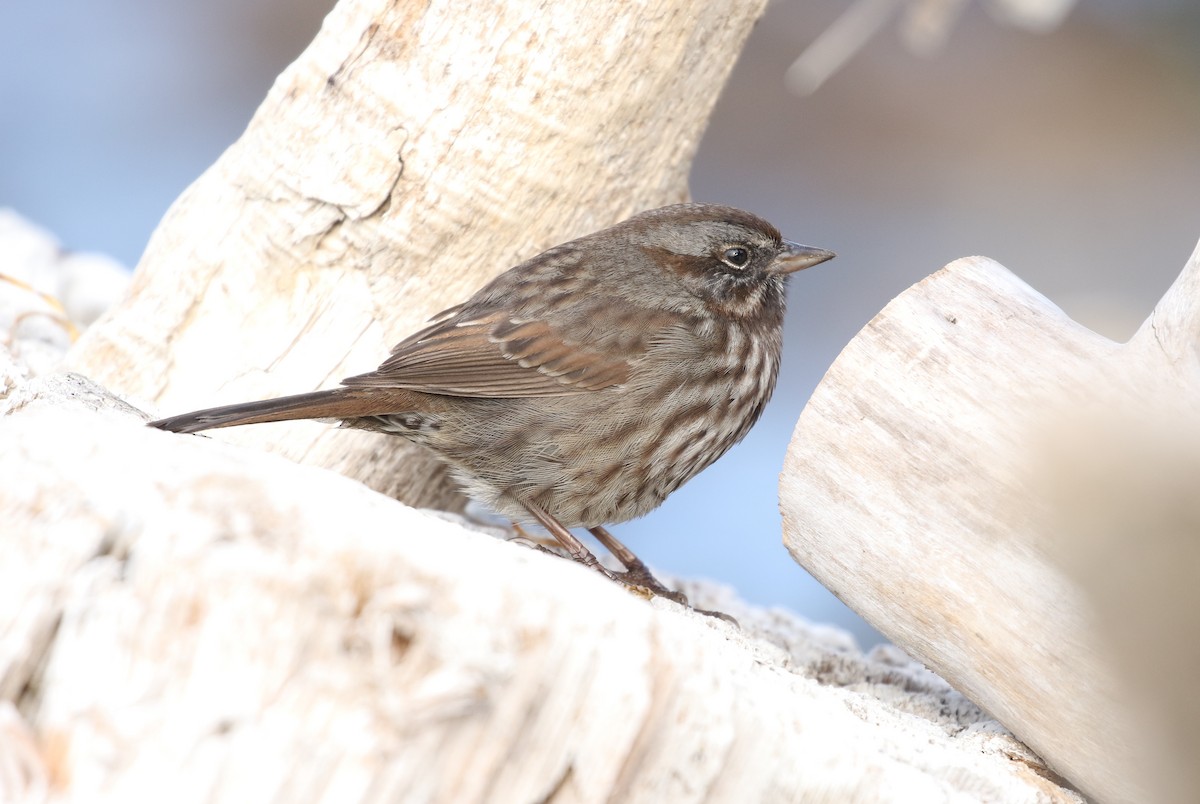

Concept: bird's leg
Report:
left=589, top=525, right=738, bottom=625
left=522, top=503, right=676, bottom=599
left=521, top=505, right=735, bottom=624
left=587, top=525, right=689, bottom=606
left=521, top=503, right=624, bottom=585
left=509, top=522, right=564, bottom=553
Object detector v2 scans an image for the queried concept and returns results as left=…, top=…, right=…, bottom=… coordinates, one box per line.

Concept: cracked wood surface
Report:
left=0, top=375, right=1084, bottom=803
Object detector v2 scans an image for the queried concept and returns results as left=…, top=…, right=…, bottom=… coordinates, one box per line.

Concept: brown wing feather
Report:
left=342, top=309, right=631, bottom=398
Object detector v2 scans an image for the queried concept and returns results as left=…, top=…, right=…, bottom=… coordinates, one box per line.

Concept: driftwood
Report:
left=2, top=0, right=1083, bottom=798
left=8, top=0, right=1188, bottom=799
left=1, top=373, right=1084, bottom=803
left=65, top=0, right=773, bottom=511
left=780, top=244, right=1200, bottom=803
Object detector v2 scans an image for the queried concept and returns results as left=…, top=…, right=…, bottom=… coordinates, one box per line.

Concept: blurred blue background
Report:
left=4, top=0, right=1199, bottom=646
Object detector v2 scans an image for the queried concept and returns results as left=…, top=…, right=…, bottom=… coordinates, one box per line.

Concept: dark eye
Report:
left=722, top=247, right=750, bottom=268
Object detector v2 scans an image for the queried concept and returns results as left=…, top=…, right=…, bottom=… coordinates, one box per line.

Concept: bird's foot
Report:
left=519, top=505, right=736, bottom=624
left=586, top=526, right=737, bottom=625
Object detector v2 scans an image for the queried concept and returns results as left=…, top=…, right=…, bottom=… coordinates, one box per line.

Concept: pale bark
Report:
left=13, top=0, right=1187, bottom=798
left=781, top=243, right=1200, bottom=803
left=66, top=0, right=770, bottom=510
left=0, top=376, right=1084, bottom=803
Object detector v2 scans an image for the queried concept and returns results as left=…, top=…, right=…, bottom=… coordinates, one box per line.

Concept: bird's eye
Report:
left=722, top=247, right=750, bottom=268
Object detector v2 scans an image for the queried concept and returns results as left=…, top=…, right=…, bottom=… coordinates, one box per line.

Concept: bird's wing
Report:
left=341, top=308, right=632, bottom=398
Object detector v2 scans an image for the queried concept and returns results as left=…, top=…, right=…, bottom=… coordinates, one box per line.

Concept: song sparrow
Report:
left=150, top=203, right=834, bottom=610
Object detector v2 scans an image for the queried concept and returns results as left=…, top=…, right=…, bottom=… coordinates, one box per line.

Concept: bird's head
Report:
left=618, top=203, right=835, bottom=320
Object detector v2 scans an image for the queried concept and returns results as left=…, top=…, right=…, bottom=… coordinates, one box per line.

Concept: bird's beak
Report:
left=770, top=241, right=836, bottom=275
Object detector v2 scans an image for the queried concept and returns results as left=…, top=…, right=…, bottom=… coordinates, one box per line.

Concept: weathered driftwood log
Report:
left=0, top=374, right=1085, bottom=803
left=780, top=243, right=1200, bottom=803
left=2, top=209, right=1090, bottom=802
left=65, top=0, right=771, bottom=511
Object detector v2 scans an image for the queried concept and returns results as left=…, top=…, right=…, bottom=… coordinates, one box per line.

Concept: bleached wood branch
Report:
left=2, top=209, right=1090, bottom=800
left=0, top=374, right=1084, bottom=803
left=4, top=0, right=1168, bottom=798
left=786, top=0, right=1079, bottom=94
left=780, top=242, right=1200, bottom=803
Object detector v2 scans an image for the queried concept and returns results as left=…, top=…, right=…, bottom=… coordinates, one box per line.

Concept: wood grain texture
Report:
left=0, top=377, right=1085, bottom=803
left=780, top=244, right=1200, bottom=803
left=65, top=0, right=769, bottom=509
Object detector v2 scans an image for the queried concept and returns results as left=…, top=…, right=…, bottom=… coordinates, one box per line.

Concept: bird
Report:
left=150, top=203, right=835, bottom=610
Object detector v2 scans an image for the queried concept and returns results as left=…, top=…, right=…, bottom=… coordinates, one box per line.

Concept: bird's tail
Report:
left=149, top=388, right=366, bottom=434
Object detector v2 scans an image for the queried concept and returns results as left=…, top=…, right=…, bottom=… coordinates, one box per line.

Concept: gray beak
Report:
left=770, top=241, right=836, bottom=275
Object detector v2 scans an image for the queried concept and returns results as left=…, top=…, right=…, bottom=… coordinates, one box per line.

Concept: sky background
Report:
left=4, top=0, right=1199, bottom=645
